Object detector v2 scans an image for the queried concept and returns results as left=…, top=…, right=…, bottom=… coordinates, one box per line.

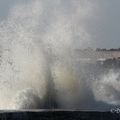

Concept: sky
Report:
left=0, top=0, right=120, bottom=49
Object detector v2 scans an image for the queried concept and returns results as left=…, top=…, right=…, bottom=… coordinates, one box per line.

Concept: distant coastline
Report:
left=96, top=48, right=120, bottom=51
left=75, top=48, right=120, bottom=60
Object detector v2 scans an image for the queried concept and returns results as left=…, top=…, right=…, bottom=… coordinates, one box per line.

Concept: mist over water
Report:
left=0, top=0, right=119, bottom=110
left=93, top=70, right=120, bottom=106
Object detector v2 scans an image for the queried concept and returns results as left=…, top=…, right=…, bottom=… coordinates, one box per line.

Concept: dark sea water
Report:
left=0, top=110, right=119, bottom=120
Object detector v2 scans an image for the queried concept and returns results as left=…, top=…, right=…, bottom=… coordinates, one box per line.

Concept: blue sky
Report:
left=0, top=0, right=120, bottom=49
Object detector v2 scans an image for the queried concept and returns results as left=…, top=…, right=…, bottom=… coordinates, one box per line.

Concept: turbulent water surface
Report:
left=0, top=0, right=119, bottom=110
